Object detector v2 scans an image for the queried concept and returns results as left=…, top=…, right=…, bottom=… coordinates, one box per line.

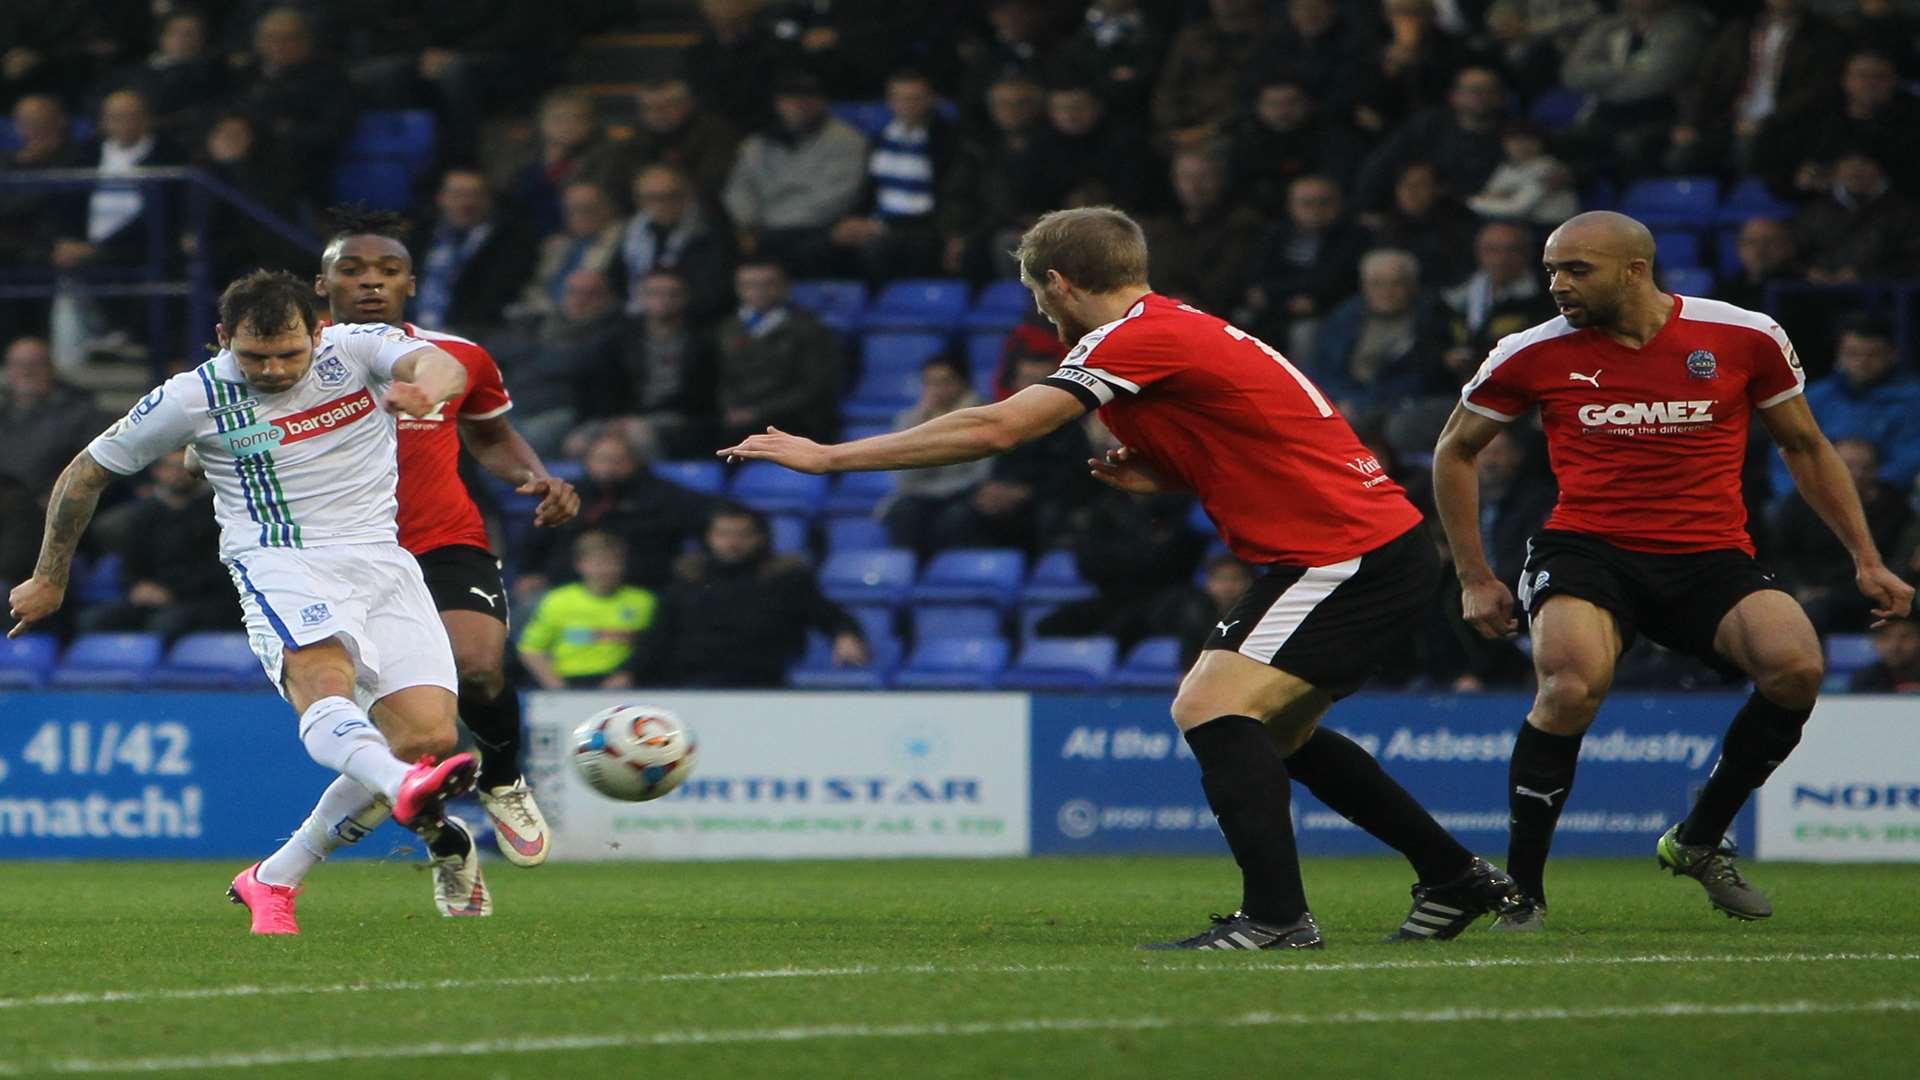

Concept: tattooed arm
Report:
left=7, top=450, right=115, bottom=638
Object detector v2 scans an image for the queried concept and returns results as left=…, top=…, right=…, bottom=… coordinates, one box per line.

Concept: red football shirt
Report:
left=1461, top=295, right=1805, bottom=554
left=1043, top=293, right=1424, bottom=566
left=394, top=324, right=513, bottom=555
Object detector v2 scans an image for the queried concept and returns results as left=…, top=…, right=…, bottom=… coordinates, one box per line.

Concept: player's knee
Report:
left=456, top=666, right=506, bottom=702
left=1530, top=672, right=1604, bottom=734
left=387, top=722, right=459, bottom=763
left=1757, top=653, right=1824, bottom=709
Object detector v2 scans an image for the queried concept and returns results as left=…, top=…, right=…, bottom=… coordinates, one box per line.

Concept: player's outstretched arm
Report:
left=1433, top=404, right=1519, bottom=639
left=385, top=347, right=470, bottom=418
left=460, top=415, right=580, bottom=527
left=719, top=384, right=1088, bottom=474
left=1762, top=396, right=1916, bottom=626
left=7, top=450, right=114, bottom=638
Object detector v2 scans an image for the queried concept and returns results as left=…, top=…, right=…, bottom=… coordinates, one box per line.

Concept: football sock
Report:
left=298, top=696, right=410, bottom=803
left=1185, top=715, right=1309, bottom=925
left=1678, top=691, right=1811, bottom=846
left=1507, top=722, right=1585, bottom=903
left=421, top=816, right=472, bottom=860
left=258, top=775, right=388, bottom=888
left=1284, top=726, right=1475, bottom=885
left=462, top=683, right=525, bottom=791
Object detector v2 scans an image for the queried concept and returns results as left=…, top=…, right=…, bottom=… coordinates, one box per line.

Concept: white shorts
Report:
left=225, top=542, right=456, bottom=707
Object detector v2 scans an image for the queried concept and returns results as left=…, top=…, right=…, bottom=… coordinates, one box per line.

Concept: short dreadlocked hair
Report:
left=319, top=203, right=414, bottom=268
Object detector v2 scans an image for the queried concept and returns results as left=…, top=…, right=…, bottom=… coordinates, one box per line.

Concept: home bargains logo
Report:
left=271, top=389, right=376, bottom=444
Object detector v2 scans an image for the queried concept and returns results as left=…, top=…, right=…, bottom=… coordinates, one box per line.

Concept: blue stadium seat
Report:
left=653, top=459, right=726, bottom=495
left=1715, top=227, right=1744, bottom=275
left=0, top=634, right=59, bottom=690
left=862, top=279, right=971, bottom=333
left=1654, top=231, right=1702, bottom=269
left=345, top=110, right=437, bottom=174
left=1185, top=501, right=1213, bottom=535
left=825, top=515, right=891, bottom=554
left=788, top=631, right=901, bottom=689
left=75, top=553, right=123, bottom=605
left=823, top=470, right=897, bottom=516
left=891, top=636, right=1010, bottom=689
left=546, top=459, right=586, bottom=484
left=1663, top=267, right=1714, bottom=297
left=1000, top=636, right=1118, bottom=690
left=1107, top=636, right=1185, bottom=690
left=843, top=604, right=897, bottom=644
left=861, top=331, right=948, bottom=374
left=153, top=632, right=261, bottom=690
left=331, top=161, right=414, bottom=212
left=912, top=604, right=1003, bottom=642
left=1826, top=633, right=1877, bottom=674
left=1018, top=603, right=1060, bottom=641
left=1579, top=178, right=1618, bottom=211
left=967, top=331, right=1004, bottom=395
left=50, top=632, right=164, bottom=689
left=1715, top=177, right=1795, bottom=226
left=1527, top=88, right=1589, bottom=132
left=841, top=363, right=924, bottom=424
left=728, top=462, right=829, bottom=515
left=819, top=548, right=917, bottom=606
left=768, top=513, right=810, bottom=556
left=912, top=548, right=1027, bottom=607
left=1619, top=177, right=1719, bottom=229
left=790, top=279, right=869, bottom=334
left=841, top=421, right=892, bottom=442
left=961, top=280, right=1033, bottom=332
left=827, top=100, right=892, bottom=138
left=1022, top=550, right=1096, bottom=605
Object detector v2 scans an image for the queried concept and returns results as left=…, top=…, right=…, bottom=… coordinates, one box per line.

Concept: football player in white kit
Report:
left=7, top=270, right=481, bottom=934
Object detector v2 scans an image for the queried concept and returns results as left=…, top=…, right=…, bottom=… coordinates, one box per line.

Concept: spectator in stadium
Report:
left=598, top=76, right=743, bottom=201
left=1849, top=618, right=1920, bottom=693
left=1160, top=552, right=1256, bottom=665
left=940, top=72, right=1058, bottom=279
left=238, top=6, right=353, bottom=208
left=1720, top=217, right=1802, bottom=314
left=1353, top=66, right=1507, bottom=213
left=1033, top=488, right=1207, bottom=650
left=1367, top=0, right=1491, bottom=131
left=1493, top=0, right=1600, bottom=50
left=827, top=69, right=959, bottom=283
left=714, top=259, right=846, bottom=446
left=1310, top=248, right=1451, bottom=425
left=1033, top=76, right=1156, bottom=212
left=1227, top=76, right=1369, bottom=218
left=517, top=531, right=658, bottom=690
left=1056, top=0, right=1164, bottom=118
left=1796, top=151, right=1920, bottom=283
left=1836, top=0, right=1920, bottom=76
left=0, top=473, right=36, bottom=591
left=506, top=90, right=619, bottom=241
left=411, top=168, right=536, bottom=338
left=1142, top=146, right=1264, bottom=318
left=1244, top=0, right=1381, bottom=134
left=953, top=0, right=1062, bottom=135
left=114, top=8, right=227, bottom=132
left=1442, top=220, right=1557, bottom=377
left=0, top=336, right=107, bottom=498
left=880, top=354, right=992, bottom=554
left=1465, top=121, right=1578, bottom=228
left=516, top=430, right=715, bottom=599
left=1241, top=174, right=1373, bottom=354
left=51, top=90, right=184, bottom=273
left=511, top=179, right=626, bottom=323
left=926, top=351, right=1092, bottom=552
left=984, top=312, right=1069, bottom=401
left=760, top=0, right=934, bottom=100
left=722, top=69, right=868, bottom=279
left=0, top=0, right=147, bottom=107
left=189, top=112, right=307, bottom=286
left=1770, top=437, right=1911, bottom=634
left=498, top=268, right=627, bottom=457
left=1756, top=48, right=1920, bottom=198
left=627, top=504, right=870, bottom=688
left=72, top=450, right=229, bottom=640
left=1666, top=0, right=1841, bottom=177
left=1150, top=0, right=1266, bottom=148
left=620, top=164, right=734, bottom=328
left=685, top=0, right=790, bottom=133
left=1476, top=1, right=1568, bottom=103
left=1771, top=316, right=1920, bottom=499
left=1470, top=428, right=1558, bottom=591
left=591, top=269, right=718, bottom=462
left=0, top=95, right=88, bottom=279
left=1559, top=0, right=1711, bottom=178
left=1366, top=160, right=1480, bottom=288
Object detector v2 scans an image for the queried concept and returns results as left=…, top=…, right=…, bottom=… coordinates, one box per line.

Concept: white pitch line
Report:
left=2, top=952, right=1916, bottom=1013
left=18, top=998, right=1920, bottom=1074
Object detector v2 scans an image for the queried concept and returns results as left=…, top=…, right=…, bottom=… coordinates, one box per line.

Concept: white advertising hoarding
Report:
left=1755, top=697, right=1920, bottom=862
left=526, top=691, right=1031, bottom=861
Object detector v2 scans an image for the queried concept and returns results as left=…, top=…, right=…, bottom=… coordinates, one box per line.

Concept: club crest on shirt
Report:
left=314, top=355, right=350, bottom=388
left=299, top=602, right=331, bottom=627
left=1685, top=350, right=1717, bottom=379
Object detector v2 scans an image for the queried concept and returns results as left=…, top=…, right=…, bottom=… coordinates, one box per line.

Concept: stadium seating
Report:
left=1715, top=177, right=1795, bottom=226
left=789, top=279, right=868, bottom=334
left=1021, top=550, right=1096, bottom=605
left=911, top=548, right=1027, bottom=608
left=1107, top=636, right=1185, bottom=690
left=891, top=636, right=1010, bottom=689
left=788, top=632, right=901, bottom=690
left=824, top=515, right=890, bottom=554
left=74, top=554, right=123, bottom=605
left=1185, top=501, right=1213, bottom=535
left=653, top=460, right=726, bottom=495
left=727, top=462, right=830, bottom=515
left=841, top=421, right=892, bottom=442
left=0, top=634, right=59, bottom=690
left=841, top=362, right=925, bottom=424
left=1653, top=231, right=1702, bottom=269
left=768, top=513, right=809, bottom=556
left=1825, top=633, right=1876, bottom=674
left=1618, top=177, right=1719, bottom=229
left=822, top=470, right=896, bottom=516
left=345, top=110, right=437, bottom=174
left=999, top=636, right=1118, bottom=690
left=861, top=279, right=971, bottom=333
left=152, top=631, right=261, bottom=690
left=1526, top=88, right=1589, bottom=131
left=843, top=604, right=897, bottom=644
left=861, top=331, right=948, bottom=373
left=961, top=280, right=1033, bottom=332
left=911, top=604, right=1003, bottom=642
left=966, top=331, right=1004, bottom=397
left=49, top=632, right=164, bottom=689
left=330, top=160, right=414, bottom=212
left=827, top=101, right=893, bottom=139
left=1664, top=267, right=1714, bottom=297
left=1018, top=603, right=1060, bottom=641
left=819, top=548, right=917, bottom=606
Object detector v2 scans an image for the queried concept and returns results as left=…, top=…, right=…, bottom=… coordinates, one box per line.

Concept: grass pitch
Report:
left=2, top=857, right=1916, bottom=1078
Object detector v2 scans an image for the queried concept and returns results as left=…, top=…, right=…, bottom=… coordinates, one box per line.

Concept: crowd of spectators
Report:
left=3, top=0, right=1919, bottom=692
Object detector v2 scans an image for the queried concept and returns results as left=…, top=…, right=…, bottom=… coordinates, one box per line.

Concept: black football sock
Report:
left=1678, top=691, right=1811, bottom=847
left=1507, top=722, right=1585, bottom=904
left=1185, top=715, right=1310, bottom=925
left=421, top=816, right=472, bottom=860
left=461, top=683, right=525, bottom=791
left=1283, top=726, right=1475, bottom=885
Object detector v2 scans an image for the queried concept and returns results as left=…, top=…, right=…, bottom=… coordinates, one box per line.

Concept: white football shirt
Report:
left=89, top=323, right=432, bottom=559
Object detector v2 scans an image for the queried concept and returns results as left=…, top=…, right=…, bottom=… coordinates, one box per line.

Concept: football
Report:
left=570, top=704, right=698, bottom=802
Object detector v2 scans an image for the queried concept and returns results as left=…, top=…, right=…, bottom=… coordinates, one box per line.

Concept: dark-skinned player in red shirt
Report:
left=1433, top=211, right=1914, bottom=928
left=724, top=207, right=1525, bottom=948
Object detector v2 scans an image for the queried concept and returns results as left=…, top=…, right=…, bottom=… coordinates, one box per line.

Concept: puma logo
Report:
left=468, top=586, right=500, bottom=608
left=1568, top=370, right=1601, bottom=387
left=1514, top=784, right=1566, bottom=807
left=1215, top=620, right=1240, bottom=635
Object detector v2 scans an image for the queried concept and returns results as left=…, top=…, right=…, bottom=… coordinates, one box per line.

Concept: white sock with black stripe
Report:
left=298, top=696, right=410, bottom=803
left=257, top=775, right=390, bottom=888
